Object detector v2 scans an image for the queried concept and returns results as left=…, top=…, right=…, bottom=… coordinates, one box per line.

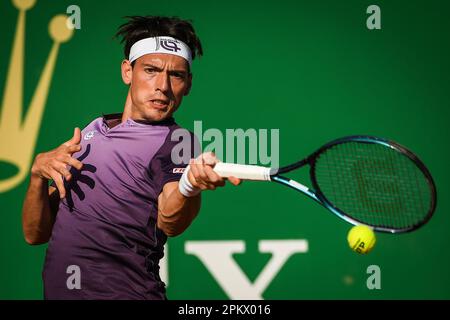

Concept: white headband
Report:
left=128, top=36, right=192, bottom=66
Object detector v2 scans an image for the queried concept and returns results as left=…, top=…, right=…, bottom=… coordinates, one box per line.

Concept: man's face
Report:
left=123, top=53, right=192, bottom=121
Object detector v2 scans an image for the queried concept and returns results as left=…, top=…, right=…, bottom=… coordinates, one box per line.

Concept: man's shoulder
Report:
left=82, top=113, right=121, bottom=131
left=165, top=124, right=198, bottom=148
left=168, top=125, right=195, bottom=136
left=77, top=116, right=104, bottom=133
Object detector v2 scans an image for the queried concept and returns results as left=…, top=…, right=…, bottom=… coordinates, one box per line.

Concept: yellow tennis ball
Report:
left=347, top=225, right=376, bottom=254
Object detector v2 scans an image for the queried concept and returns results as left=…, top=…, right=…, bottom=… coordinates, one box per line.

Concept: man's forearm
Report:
left=157, top=184, right=201, bottom=237
left=22, top=175, right=56, bottom=244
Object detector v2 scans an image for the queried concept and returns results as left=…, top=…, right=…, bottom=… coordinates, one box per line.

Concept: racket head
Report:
left=308, top=136, right=437, bottom=234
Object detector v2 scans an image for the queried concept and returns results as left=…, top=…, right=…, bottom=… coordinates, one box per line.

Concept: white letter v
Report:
left=185, top=240, right=308, bottom=299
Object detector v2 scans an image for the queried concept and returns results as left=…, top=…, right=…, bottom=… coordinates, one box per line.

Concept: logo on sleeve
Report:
left=84, top=130, right=97, bottom=140
left=172, top=168, right=185, bottom=174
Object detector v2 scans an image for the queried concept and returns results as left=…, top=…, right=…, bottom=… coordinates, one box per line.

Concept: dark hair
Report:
left=115, top=15, right=203, bottom=65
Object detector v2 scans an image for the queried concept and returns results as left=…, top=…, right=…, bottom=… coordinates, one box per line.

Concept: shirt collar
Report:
left=102, top=113, right=176, bottom=129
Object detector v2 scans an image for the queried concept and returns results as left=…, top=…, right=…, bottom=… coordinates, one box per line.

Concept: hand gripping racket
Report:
left=213, top=135, right=437, bottom=233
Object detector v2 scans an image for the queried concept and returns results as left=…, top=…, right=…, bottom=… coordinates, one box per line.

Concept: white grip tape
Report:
left=213, top=163, right=271, bottom=181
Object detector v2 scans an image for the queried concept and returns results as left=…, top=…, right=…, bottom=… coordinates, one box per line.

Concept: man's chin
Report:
left=142, top=108, right=172, bottom=122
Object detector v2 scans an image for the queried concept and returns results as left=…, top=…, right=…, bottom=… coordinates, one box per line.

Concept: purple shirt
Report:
left=43, top=113, right=194, bottom=299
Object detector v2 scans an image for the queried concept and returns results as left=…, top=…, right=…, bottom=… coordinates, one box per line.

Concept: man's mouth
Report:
left=149, top=99, right=170, bottom=109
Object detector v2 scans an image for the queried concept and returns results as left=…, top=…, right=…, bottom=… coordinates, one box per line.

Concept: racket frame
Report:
left=270, top=135, right=437, bottom=234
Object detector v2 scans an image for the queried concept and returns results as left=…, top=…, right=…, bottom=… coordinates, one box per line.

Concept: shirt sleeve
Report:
left=150, top=127, right=201, bottom=196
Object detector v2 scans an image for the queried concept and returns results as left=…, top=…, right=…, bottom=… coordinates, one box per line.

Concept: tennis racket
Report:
left=213, top=135, right=437, bottom=234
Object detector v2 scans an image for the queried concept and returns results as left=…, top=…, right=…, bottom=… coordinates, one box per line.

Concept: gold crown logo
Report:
left=0, top=0, right=74, bottom=192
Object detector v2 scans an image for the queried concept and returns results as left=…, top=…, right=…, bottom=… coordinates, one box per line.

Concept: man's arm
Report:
left=22, top=182, right=60, bottom=245
left=22, top=128, right=83, bottom=245
left=157, top=182, right=201, bottom=237
left=157, top=152, right=240, bottom=237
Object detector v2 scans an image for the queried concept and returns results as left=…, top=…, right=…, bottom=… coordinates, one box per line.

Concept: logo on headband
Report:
left=160, top=39, right=181, bottom=52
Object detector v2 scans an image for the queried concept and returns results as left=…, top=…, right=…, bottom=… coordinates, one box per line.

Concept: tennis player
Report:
left=21, top=16, right=240, bottom=299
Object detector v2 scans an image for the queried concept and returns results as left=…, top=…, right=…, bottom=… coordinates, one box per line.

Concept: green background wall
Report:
left=1, top=0, right=449, bottom=299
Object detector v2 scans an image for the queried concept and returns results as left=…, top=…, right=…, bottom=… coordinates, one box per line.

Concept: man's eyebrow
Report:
left=142, top=63, right=163, bottom=70
left=142, top=63, right=188, bottom=74
left=169, top=69, right=188, bottom=75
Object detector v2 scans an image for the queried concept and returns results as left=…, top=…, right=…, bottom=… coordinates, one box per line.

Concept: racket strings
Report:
left=314, top=141, right=433, bottom=229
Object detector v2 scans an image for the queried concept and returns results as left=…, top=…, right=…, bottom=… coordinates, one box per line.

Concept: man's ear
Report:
left=121, top=60, right=133, bottom=85
left=184, top=73, right=193, bottom=96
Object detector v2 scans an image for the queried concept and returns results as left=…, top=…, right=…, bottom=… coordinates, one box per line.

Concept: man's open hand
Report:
left=31, top=128, right=84, bottom=198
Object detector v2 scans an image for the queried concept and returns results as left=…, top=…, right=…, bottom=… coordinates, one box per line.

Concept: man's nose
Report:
left=155, top=72, right=171, bottom=94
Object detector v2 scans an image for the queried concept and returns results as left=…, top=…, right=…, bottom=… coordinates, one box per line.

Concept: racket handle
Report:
left=213, top=162, right=271, bottom=181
